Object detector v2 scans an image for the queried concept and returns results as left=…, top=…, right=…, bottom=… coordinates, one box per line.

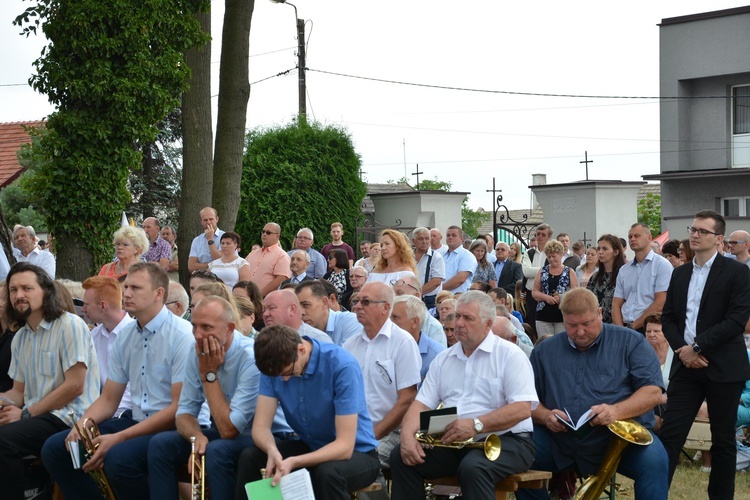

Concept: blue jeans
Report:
left=41, top=411, right=155, bottom=500
left=148, top=428, right=253, bottom=499
left=514, top=425, right=669, bottom=500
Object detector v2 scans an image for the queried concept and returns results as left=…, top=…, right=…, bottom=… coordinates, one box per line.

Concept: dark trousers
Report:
left=524, top=292, right=538, bottom=334
left=42, top=411, right=155, bottom=500
left=389, top=433, right=535, bottom=500
left=422, top=294, right=436, bottom=310
left=0, top=413, right=68, bottom=500
left=235, top=439, right=379, bottom=500
left=659, top=366, right=744, bottom=500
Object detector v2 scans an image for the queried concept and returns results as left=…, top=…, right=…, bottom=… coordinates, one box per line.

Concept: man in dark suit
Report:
left=659, top=210, right=750, bottom=499
left=494, top=242, right=523, bottom=294
left=281, top=250, right=314, bottom=287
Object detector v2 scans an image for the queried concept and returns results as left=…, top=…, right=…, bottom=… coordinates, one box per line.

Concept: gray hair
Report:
left=351, top=265, right=369, bottom=277
left=397, top=271, right=422, bottom=296
left=297, top=227, right=314, bottom=239
left=13, top=225, right=37, bottom=240
left=292, top=249, right=310, bottom=265
left=168, top=282, right=189, bottom=312
left=412, top=227, right=430, bottom=238
left=113, top=226, right=150, bottom=256
left=393, top=295, right=427, bottom=331
left=457, top=291, right=496, bottom=323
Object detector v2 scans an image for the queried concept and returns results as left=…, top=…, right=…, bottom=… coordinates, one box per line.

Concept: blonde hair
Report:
left=113, top=226, right=149, bottom=256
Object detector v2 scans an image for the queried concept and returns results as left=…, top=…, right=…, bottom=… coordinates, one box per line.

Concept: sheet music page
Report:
left=280, top=468, right=316, bottom=500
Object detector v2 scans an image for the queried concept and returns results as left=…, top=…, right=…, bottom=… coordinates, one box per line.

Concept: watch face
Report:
left=206, top=372, right=217, bottom=382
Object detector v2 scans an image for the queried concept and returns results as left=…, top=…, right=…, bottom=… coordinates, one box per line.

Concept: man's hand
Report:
left=267, top=450, right=297, bottom=487
left=589, top=404, right=620, bottom=427
left=0, top=405, right=22, bottom=425
left=65, top=425, right=82, bottom=452
left=543, top=409, right=570, bottom=433
left=400, top=434, right=426, bottom=466
left=442, top=418, right=475, bottom=444
left=675, top=346, right=709, bottom=369
left=197, top=337, right=225, bottom=377
left=82, top=433, right=123, bottom=473
left=204, top=223, right=215, bottom=240
left=190, top=434, right=209, bottom=478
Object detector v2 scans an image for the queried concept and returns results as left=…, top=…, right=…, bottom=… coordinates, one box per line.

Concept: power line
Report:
left=210, top=67, right=295, bottom=98
left=306, top=67, right=735, bottom=101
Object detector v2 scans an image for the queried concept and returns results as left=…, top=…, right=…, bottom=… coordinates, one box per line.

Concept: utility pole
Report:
left=296, top=18, right=306, bottom=125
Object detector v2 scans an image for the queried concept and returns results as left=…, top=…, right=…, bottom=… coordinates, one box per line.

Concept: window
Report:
left=721, top=197, right=750, bottom=217
left=732, top=85, right=750, bottom=167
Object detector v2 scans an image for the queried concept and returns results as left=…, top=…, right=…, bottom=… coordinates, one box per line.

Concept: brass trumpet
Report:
left=68, top=410, right=116, bottom=500
left=573, top=419, right=653, bottom=500
left=190, top=436, right=206, bottom=500
left=415, top=431, right=502, bottom=461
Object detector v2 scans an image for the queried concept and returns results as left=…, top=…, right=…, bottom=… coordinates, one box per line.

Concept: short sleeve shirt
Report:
left=142, top=237, right=172, bottom=264
left=443, top=246, right=477, bottom=293
left=416, top=249, right=446, bottom=298
left=189, top=229, right=225, bottom=264
left=245, top=243, right=292, bottom=290
left=614, top=251, right=673, bottom=323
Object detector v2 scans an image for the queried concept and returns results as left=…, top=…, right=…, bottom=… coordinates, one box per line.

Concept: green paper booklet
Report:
left=245, top=468, right=315, bottom=500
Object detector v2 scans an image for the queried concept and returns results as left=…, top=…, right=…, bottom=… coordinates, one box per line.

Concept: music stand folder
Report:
left=420, top=407, right=457, bottom=432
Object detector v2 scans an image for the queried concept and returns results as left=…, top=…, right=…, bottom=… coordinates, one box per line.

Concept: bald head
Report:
left=492, top=316, right=518, bottom=343
left=392, top=272, right=422, bottom=298
left=729, top=230, right=750, bottom=260
left=263, top=289, right=303, bottom=329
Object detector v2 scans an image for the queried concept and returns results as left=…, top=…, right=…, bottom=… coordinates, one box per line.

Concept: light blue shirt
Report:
left=299, top=321, right=334, bottom=344
left=443, top=246, right=476, bottom=293
left=494, top=258, right=506, bottom=279
left=108, top=306, right=194, bottom=422
left=0, top=250, right=9, bottom=281
left=418, top=332, right=445, bottom=380
left=423, top=314, right=448, bottom=347
left=614, top=250, right=673, bottom=323
left=325, top=310, right=361, bottom=345
left=189, top=229, right=225, bottom=264
left=288, top=248, right=327, bottom=279
left=684, top=252, right=718, bottom=345
left=178, top=331, right=259, bottom=435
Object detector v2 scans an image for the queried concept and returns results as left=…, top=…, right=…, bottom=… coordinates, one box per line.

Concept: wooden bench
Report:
left=350, top=481, right=382, bottom=499
left=427, top=470, right=552, bottom=499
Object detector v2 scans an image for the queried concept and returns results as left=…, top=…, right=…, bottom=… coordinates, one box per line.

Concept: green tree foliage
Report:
left=397, top=177, right=491, bottom=237
left=14, top=0, right=208, bottom=278
left=638, top=193, right=662, bottom=237
left=2, top=127, right=49, bottom=232
left=236, top=121, right=366, bottom=250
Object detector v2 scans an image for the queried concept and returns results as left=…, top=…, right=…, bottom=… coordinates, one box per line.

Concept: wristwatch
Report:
left=473, top=418, right=484, bottom=433
left=21, top=408, right=31, bottom=420
left=207, top=239, right=215, bottom=246
left=692, top=342, right=701, bottom=354
left=205, top=372, right=217, bottom=383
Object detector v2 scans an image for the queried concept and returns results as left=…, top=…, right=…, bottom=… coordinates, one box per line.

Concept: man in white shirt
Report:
left=81, top=276, right=133, bottom=416
left=391, top=291, right=537, bottom=499
left=429, top=228, right=448, bottom=255
left=412, top=227, right=445, bottom=310
left=344, top=282, right=421, bottom=467
left=13, top=225, right=56, bottom=279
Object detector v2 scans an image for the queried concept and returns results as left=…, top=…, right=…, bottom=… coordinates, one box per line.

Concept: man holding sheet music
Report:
left=234, top=325, right=380, bottom=499
left=516, top=288, right=668, bottom=500
left=390, top=291, right=538, bottom=500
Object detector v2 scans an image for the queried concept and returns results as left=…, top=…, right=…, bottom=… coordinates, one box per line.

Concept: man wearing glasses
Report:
left=234, top=325, right=380, bottom=499
left=245, top=222, right=291, bottom=297
left=612, top=223, right=673, bottom=332
left=344, top=282, right=421, bottom=469
left=726, top=229, right=750, bottom=266
left=659, top=211, right=750, bottom=499
left=288, top=228, right=327, bottom=279
left=391, top=273, right=447, bottom=347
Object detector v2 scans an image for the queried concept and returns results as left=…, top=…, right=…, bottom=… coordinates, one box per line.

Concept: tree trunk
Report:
left=212, top=0, right=255, bottom=231
left=179, top=9, right=213, bottom=287
left=56, top=231, right=94, bottom=280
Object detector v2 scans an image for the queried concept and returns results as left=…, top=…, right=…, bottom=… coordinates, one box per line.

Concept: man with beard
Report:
left=0, top=263, right=100, bottom=500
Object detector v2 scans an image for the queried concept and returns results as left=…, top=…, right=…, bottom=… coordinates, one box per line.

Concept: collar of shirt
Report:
left=566, top=332, right=603, bottom=351
left=631, top=249, right=656, bottom=266
left=358, top=318, right=395, bottom=343
left=293, top=272, right=307, bottom=281
left=136, top=306, right=171, bottom=334
left=692, top=250, right=718, bottom=272
left=301, top=336, right=321, bottom=378
left=446, top=331, right=495, bottom=360
left=262, top=242, right=281, bottom=253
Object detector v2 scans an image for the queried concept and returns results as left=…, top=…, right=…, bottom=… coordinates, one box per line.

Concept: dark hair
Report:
left=129, top=262, right=170, bottom=304
left=254, top=325, right=301, bottom=376
left=220, top=231, right=242, bottom=248
left=471, top=281, right=492, bottom=293
left=661, top=239, right=680, bottom=258
left=488, top=287, right=508, bottom=301
left=294, top=280, right=328, bottom=299
left=190, top=269, right=220, bottom=282
left=327, top=248, right=350, bottom=270
left=6, top=263, right=68, bottom=323
left=643, top=312, right=662, bottom=327
left=595, top=234, right=625, bottom=287
left=233, top=281, right=264, bottom=328
left=317, top=279, right=340, bottom=303
left=694, top=209, right=726, bottom=236
left=680, top=239, right=695, bottom=262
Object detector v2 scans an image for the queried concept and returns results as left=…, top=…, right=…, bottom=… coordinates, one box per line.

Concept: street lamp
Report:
left=271, top=0, right=306, bottom=123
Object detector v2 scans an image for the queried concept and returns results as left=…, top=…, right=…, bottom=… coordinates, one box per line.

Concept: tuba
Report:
left=415, top=431, right=502, bottom=461
left=573, top=419, right=653, bottom=500
left=190, top=436, right=206, bottom=500
left=68, top=411, right=116, bottom=500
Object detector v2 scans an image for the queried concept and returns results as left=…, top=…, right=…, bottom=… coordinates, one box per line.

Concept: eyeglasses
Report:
left=390, top=279, right=419, bottom=293
left=296, top=235, right=312, bottom=240
left=375, top=361, right=392, bottom=385
left=166, top=300, right=179, bottom=306
left=327, top=255, right=335, bottom=260
left=350, top=298, right=387, bottom=307
left=114, top=242, right=132, bottom=248
left=279, top=352, right=299, bottom=377
left=727, top=240, right=747, bottom=246
left=351, top=274, right=367, bottom=279
left=677, top=248, right=685, bottom=254
left=261, top=230, right=278, bottom=235
left=687, top=226, right=718, bottom=237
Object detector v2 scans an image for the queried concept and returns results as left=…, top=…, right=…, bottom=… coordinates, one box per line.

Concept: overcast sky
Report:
left=1, top=0, right=746, bottom=211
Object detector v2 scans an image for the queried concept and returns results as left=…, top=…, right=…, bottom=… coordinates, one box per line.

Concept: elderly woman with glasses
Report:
left=99, top=226, right=150, bottom=279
